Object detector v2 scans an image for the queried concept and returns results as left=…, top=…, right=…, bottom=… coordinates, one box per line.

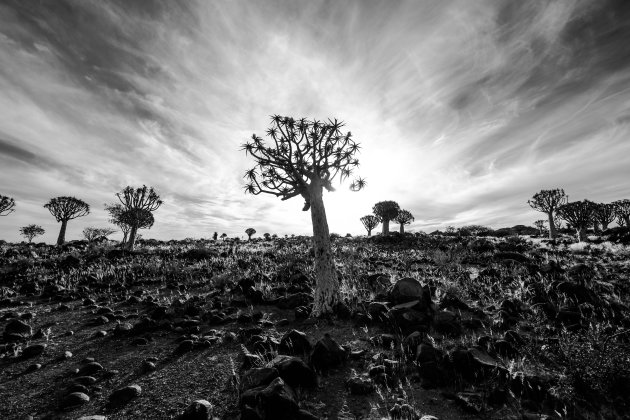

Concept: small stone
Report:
left=181, top=399, right=213, bottom=420
left=346, top=377, right=374, bottom=395
left=108, top=384, right=141, bottom=407
left=77, top=362, right=103, bottom=376
left=22, top=343, right=47, bottom=358
left=62, top=392, right=90, bottom=408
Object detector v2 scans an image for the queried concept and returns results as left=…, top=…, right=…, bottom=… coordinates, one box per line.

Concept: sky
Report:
left=0, top=0, right=629, bottom=243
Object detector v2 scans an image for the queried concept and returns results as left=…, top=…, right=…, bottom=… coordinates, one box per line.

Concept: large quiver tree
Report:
left=556, top=200, right=596, bottom=242
left=0, top=195, right=16, bottom=216
left=114, top=185, right=162, bottom=250
left=242, top=115, right=365, bottom=316
left=373, top=201, right=400, bottom=235
left=360, top=215, right=379, bottom=236
left=613, top=199, right=630, bottom=231
left=394, top=209, right=414, bottom=234
left=527, top=189, right=567, bottom=239
left=44, top=196, right=90, bottom=245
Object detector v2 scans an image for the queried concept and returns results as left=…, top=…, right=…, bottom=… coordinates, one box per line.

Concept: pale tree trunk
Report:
left=399, top=223, right=404, bottom=234
left=127, top=225, right=138, bottom=250
left=367, top=228, right=372, bottom=237
left=382, top=219, right=390, bottom=235
left=547, top=212, right=557, bottom=239
left=309, top=180, right=339, bottom=317
left=57, top=219, right=68, bottom=246
left=121, top=230, right=128, bottom=245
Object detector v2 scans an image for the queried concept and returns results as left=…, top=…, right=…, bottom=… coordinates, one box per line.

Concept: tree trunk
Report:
left=601, top=222, right=609, bottom=231
left=547, top=212, right=557, bottom=239
left=382, top=219, right=390, bottom=235
left=57, top=219, right=68, bottom=246
left=624, top=216, right=630, bottom=231
left=122, top=230, right=128, bottom=245
left=399, top=223, right=404, bottom=234
left=127, top=225, right=138, bottom=250
left=367, top=228, right=372, bottom=237
left=576, top=228, right=586, bottom=242
left=309, top=180, right=339, bottom=317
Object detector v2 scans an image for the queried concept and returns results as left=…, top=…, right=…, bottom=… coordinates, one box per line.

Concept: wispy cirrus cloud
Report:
left=0, top=0, right=629, bottom=242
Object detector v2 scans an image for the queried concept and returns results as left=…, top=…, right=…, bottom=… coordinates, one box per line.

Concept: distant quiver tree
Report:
left=105, top=204, right=154, bottom=246
left=373, top=201, right=400, bottom=235
left=115, top=186, right=162, bottom=250
left=360, top=215, right=379, bottom=237
left=245, top=228, right=256, bottom=241
left=613, top=199, right=630, bottom=230
left=556, top=199, right=596, bottom=242
left=534, top=220, right=546, bottom=236
left=44, top=196, right=90, bottom=245
left=242, top=115, right=365, bottom=316
left=0, top=195, right=16, bottom=216
left=394, top=209, right=414, bottom=234
left=527, top=189, right=567, bottom=239
left=593, top=203, right=616, bottom=232
left=20, top=224, right=45, bottom=243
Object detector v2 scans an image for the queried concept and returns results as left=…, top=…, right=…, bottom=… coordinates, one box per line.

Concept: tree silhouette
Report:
left=220, top=233, right=227, bottom=241
left=534, top=220, right=546, bottom=235
left=19, top=224, right=45, bottom=243
left=373, top=201, right=400, bottom=235
left=242, top=115, right=365, bottom=316
left=394, top=209, right=414, bottom=234
left=613, top=199, right=630, bottom=230
left=593, top=203, right=616, bottom=232
left=105, top=204, right=154, bottom=246
left=0, top=195, right=15, bottom=216
left=527, top=189, right=567, bottom=239
left=245, top=227, right=256, bottom=241
left=557, top=200, right=596, bottom=242
left=44, top=196, right=90, bottom=245
left=116, top=185, right=162, bottom=250
left=360, top=215, right=379, bottom=236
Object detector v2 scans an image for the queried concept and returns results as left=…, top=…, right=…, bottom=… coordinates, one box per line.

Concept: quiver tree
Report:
left=44, top=196, right=90, bottom=245
left=593, top=203, right=616, bottom=232
left=556, top=200, right=596, bottom=242
left=242, top=115, right=365, bottom=316
left=373, top=201, right=400, bottom=235
left=115, top=185, right=162, bottom=250
left=394, top=209, right=414, bottom=234
left=0, top=195, right=16, bottom=216
left=19, top=224, right=45, bottom=243
left=360, top=215, right=380, bottom=236
left=534, top=220, right=546, bottom=235
left=527, top=188, right=567, bottom=239
left=245, top=228, right=256, bottom=241
left=613, top=199, right=630, bottom=230
left=106, top=204, right=155, bottom=246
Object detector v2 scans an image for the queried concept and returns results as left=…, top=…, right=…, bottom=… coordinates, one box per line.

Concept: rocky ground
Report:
left=1, top=232, right=629, bottom=420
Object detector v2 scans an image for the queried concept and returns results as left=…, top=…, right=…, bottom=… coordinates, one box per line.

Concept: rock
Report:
left=77, top=362, right=103, bottom=376
left=389, top=403, right=418, bottom=419
left=140, top=360, right=156, bottom=373
left=455, top=392, right=484, bottom=413
left=62, top=392, right=90, bottom=408
left=181, top=399, right=213, bottom=420
left=22, top=343, right=46, bottom=358
left=24, top=363, right=42, bottom=373
left=176, top=340, right=195, bottom=353
left=73, top=376, right=97, bottom=386
left=76, top=416, right=108, bottom=420
left=272, top=355, right=317, bottom=388
left=367, top=301, right=389, bottom=322
left=3, top=319, right=32, bottom=340
left=279, top=330, right=312, bottom=355
left=432, top=310, right=461, bottom=336
left=257, top=377, right=299, bottom=420
left=346, top=377, right=374, bottom=395
left=240, top=367, right=279, bottom=392
left=365, top=273, right=391, bottom=292
left=113, top=322, right=133, bottom=336
left=276, top=293, right=312, bottom=309
left=67, top=383, right=90, bottom=394
left=389, top=278, right=431, bottom=307
left=108, top=384, right=141, bottom=407
left=310, top=333, right=347, bottom=371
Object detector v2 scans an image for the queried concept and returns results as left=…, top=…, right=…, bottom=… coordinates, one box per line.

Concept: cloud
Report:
left=0, top=0, right=629, bottom=242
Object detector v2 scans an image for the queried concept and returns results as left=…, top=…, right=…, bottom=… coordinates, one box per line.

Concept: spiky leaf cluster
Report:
left=528, top=189, right=567, bottom=213
left=557, top=200, right=596, bottom=230
left=394, top=209, right=414, bottom=226
left=106, top=204, right=155, bottom=232
left=242, top=115, right=365, bottom=210
left=0, top=195, right=15, bottom=216
left=116, top=185, right=162, bottom=213
left=44, top=196, right=90, bottom=222
left=373, top=201, right=400, bottom=222
left=83, top=227, right=116, bottom=242
left=360, top=215, right=380, bottom=231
